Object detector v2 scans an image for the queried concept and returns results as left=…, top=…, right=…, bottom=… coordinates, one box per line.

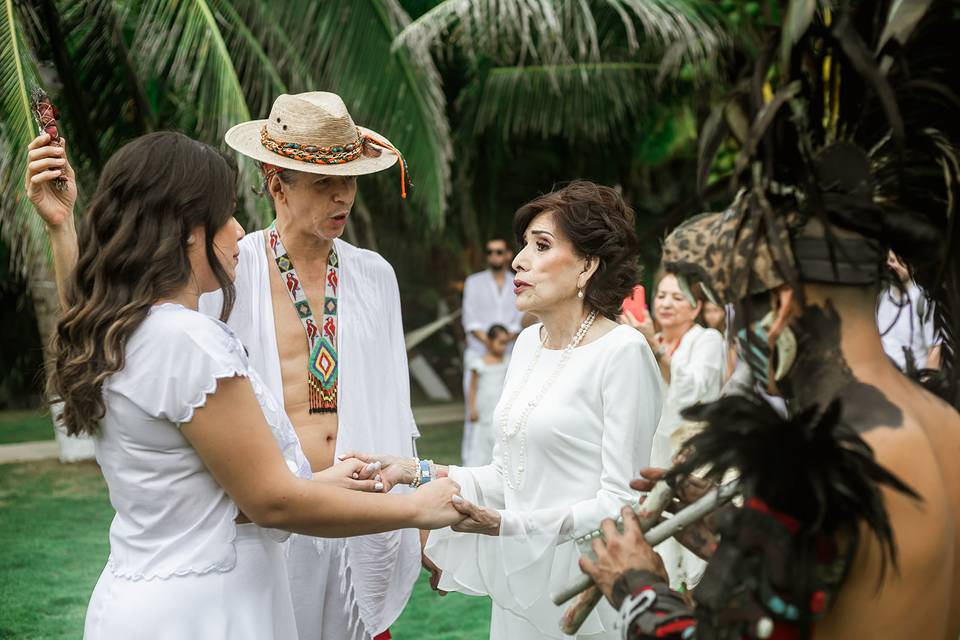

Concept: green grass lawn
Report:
left=0, top=419, right=490, bottom=640
left=0, top=409, right=55, bottom=445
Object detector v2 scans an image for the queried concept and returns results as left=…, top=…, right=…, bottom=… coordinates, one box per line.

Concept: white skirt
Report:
left=84, top=523, right=298, bottom=639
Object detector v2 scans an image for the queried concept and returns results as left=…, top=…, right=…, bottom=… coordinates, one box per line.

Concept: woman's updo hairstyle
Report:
left=513, top=181, right=639, bottom=319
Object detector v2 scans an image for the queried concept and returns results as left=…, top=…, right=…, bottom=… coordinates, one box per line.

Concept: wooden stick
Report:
left=553, top=480, right=740, bottom=608
left=558, top=481, right=674, bottom=635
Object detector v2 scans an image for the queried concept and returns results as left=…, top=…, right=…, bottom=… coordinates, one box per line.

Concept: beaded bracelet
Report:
left=410, top=457, right=423, bottom=488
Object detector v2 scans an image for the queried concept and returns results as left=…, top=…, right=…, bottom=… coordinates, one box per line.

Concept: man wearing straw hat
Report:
left=28, top=91, right=422, bottom=640
left=209, top=92, right=421, bottom=640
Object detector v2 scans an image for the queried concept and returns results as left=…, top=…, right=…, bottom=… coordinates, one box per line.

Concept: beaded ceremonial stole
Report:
left=266, top=223, right=339, bottom=413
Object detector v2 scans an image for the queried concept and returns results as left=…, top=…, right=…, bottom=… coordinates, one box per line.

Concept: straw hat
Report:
left=225, top=92, right=401, bottom=178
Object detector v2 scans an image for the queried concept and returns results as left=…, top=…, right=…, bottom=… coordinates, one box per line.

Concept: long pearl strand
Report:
left=500, top=309, right=599, bottom=490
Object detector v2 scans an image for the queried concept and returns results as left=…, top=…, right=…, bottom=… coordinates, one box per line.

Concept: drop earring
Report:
left=577, top=288, right=584, bottom=299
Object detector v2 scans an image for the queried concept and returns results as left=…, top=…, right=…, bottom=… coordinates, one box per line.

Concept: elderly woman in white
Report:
left=622, top=271, right=726, bottom=589
left=349, top=182, right=662, bottom=639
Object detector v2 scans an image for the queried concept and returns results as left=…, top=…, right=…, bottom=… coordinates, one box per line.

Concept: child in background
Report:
left=464, top=324, right=511, bottom=466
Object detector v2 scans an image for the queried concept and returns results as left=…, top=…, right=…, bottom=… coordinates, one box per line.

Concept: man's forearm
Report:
left=47, top=218, right=79, bottom=308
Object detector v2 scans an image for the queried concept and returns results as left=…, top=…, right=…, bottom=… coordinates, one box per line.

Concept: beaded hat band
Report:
left=226, top=92, right=410, bottom=197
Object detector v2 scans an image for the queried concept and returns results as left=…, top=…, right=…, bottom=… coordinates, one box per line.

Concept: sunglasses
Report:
left=486, top=248, right=507, bottom=256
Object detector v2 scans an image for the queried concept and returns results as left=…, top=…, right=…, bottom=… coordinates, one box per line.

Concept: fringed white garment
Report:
left=426, top=324, right=662, bottom=639
left=200, top=232, right=421, bottom=637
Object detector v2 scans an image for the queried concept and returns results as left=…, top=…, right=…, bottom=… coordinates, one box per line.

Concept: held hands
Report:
left=578, top=505, right=668, bottom=608
left=25, top=133, right=77, bottom=229
left=411, top=478, right=465, bottom=530
left=450, top=495, right=501, bottom=536
left=338, top=452, right=417, bottom=493
left=313, top=457, right=384, bottom=492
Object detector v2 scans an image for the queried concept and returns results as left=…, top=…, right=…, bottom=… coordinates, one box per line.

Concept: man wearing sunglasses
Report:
left=460, top=238, right=524, bottom=462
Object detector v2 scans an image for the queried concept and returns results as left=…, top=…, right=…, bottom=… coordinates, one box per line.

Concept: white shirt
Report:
left=462, top=269, right=524, bottom=356
left=98, top=304, right=311, bottom=581
left=651, top=324, right=726, bottom=467
left=426, top=324, right=662, bottom=639
left=877, top=282, right=939, bottom=371
left=199, top=231, right=421, bottom=633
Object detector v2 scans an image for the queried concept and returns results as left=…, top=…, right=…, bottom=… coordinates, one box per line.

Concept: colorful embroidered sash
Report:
left=266, top=222, right=339, bottom=413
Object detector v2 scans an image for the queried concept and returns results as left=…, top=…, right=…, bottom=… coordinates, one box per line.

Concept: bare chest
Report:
left=265, top=242, right=339, bottom=468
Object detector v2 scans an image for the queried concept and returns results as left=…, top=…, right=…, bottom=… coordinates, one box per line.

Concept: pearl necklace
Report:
left=500, top=310, right=599, bottom=490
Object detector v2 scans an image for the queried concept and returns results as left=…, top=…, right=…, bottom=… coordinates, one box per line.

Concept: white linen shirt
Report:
left=462, top=269, right=524, bottom=357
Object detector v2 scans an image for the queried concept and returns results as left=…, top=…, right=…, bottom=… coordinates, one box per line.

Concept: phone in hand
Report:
left=622, top=285, right=647, bottom=323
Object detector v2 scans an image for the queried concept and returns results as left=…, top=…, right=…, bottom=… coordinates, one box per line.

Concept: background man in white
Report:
left=460, top=238, right=524, bottom=462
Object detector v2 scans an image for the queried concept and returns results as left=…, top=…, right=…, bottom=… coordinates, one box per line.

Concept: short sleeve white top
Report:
left=97, top=304, right=311, bottom=581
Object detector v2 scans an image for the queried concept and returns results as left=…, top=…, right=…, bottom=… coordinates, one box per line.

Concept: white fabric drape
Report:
left=200, top=231, right=420, bottom=636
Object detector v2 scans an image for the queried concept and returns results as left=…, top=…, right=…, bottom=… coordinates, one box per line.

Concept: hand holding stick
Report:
left=555, top=480, right=738, bottom=605
left=558, top=481, right=674, bottom=635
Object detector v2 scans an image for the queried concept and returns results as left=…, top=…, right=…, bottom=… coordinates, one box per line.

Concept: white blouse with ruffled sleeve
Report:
left=425, top=323, right=662, bottom=639
left=97, top=303, right=311, bottom=582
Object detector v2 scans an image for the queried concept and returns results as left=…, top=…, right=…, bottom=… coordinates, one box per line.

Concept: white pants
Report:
left=286, top=535, right=368, bottom=640
left=84, top=523, right=298, bottom=640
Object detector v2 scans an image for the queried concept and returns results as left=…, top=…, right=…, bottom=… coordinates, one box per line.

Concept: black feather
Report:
left=667, top=394, right=921, bottom=573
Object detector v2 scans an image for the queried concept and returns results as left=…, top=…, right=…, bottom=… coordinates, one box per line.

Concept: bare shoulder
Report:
left=818, top=388, right=958, bottom=639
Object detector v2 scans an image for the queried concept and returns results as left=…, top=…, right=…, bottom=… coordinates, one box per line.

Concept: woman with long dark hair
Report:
left=26, top=131, right=462, bottom=639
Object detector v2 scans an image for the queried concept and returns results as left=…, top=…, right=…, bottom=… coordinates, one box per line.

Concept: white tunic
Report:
left=200, top=231, right=420, bottom=638
left=85, top=304, right=311, bottom=639
left=649, top=323, right=725, bottom=589
left=427, top=324, right=662, bottom=639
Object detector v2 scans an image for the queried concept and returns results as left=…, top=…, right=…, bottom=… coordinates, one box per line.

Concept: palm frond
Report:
left=462, top=61, right=665, bottom=141
left=396, top=0, right=727, bottom=75
left=0, top=0, right=46, bottom=276
left=273, top=1, right=452, bottom=229
left=131, top=0, right=271, bottom=228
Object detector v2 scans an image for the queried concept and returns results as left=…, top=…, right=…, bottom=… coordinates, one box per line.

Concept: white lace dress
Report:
left=83, top=304, right=312, bottom=639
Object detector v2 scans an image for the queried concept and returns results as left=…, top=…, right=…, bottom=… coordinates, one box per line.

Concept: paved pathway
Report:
left=0, top=403, right=465, bottom=465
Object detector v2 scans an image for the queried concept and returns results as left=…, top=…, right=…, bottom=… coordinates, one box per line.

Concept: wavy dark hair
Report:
left=513, top=181, right=639, bottom=319
left=51, top=131, right=238, bottom=436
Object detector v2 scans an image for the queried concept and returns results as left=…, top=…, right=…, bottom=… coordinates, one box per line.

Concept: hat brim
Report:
left=224, top=120, right=399, bottom=176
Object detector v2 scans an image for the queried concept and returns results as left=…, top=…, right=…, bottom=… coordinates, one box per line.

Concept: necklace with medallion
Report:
left=499, top=310, right=599, bottom=490
left=266, top=222, right=340, bottom=413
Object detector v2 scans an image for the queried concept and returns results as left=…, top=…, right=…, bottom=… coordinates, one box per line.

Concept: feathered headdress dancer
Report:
left=663, top=0, right=960, bottom=408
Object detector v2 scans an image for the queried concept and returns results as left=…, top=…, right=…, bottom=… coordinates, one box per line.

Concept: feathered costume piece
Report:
left=663, top=396, right=919, bottom=638
left=637, top=1, right=960, bottom=638
left=664, top=0, right=960, bottom=406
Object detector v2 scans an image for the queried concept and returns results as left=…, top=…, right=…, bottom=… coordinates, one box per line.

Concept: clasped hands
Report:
left=339, top=451, right=502, bottom=535
left=579, top=468, right=719, bottom=607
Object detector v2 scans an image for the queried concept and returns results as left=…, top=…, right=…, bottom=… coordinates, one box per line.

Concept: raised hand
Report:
left=25, top=133, right=77, bottom=229
left=313, top=457, right=384, bottom=492
left=411, top=478, right=464, bottom=530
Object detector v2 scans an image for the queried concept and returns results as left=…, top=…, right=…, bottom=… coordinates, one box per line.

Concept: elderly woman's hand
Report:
left=578, top=505, right=667, bottom=607
left=450, top=495, right=501, bottom=535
